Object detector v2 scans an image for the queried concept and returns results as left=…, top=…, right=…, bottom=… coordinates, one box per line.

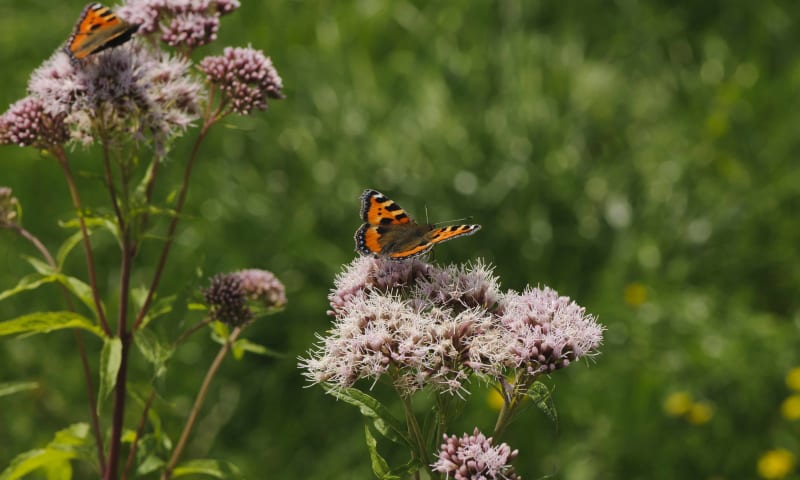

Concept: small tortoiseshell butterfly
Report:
left=355, top=189, right=481, bottom=260
left=64, top=3, right=139, bottom=61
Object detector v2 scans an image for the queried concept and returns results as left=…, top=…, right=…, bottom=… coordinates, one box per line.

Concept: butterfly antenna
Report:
left=433, top=216, right=474, bottom=227
left=424, top=204, right=430, bottom=224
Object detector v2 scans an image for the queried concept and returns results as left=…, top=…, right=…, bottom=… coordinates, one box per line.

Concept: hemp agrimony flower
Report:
left=0, top=96, right=68, bottom=147
left=118, top=0, right=241, bottom=52
left=199, top=46, right=284, bottom=115
left=203, top=273, right=252, bottom=327
left=236, top=268, right=287, bottom=310
left=432, top=428, right=521, bottom=480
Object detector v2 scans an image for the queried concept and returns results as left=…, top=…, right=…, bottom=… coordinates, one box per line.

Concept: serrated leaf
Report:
left=365, top=425, right=398, bottom=479
left=136, top=455, right=164, bottom=476
left=527, top=381, right=557, bottom=422
left=171, top=459, right=243, bottom=479
left=0, top=381, right=38, bottom=398
left=0, top=423, right=92, bottom=480
left=0, top=312, right=104, bottom=338
left=231, top=339, right=285, bottom=360
left=322, top=386, right=411, bottom=447
left=98, top=338, right=122, bottom=414
left=134, top=329, right=174, bottom=376
left=0, top=274, right=57, bottom=302
left=55, top=231, right=85, bottom=268
left=18, top=260, right=101, bottom=319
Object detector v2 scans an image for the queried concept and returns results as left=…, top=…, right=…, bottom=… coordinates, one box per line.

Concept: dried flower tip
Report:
left=203, top=273, right=252, bottom=327
left=199, top=46, right=284, bottom=115
left=432, top=427, right=521, bottom=480
left=0, top=96, right=68, bottom=147
left=235, top=269, right=287, bottom=309
left=0, top=187, right=20, bottom=227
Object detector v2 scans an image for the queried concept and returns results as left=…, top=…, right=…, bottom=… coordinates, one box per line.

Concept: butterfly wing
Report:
left=354, top=189, right=481, bottom=260
left=359, top=189, right=412, bottom=225
left=66, top=3, right=139, bottom=60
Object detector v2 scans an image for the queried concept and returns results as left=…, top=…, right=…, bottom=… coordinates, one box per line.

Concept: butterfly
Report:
left=64, top=3, right=140, bottom=61
left=354, top=189, right=481, bottom=260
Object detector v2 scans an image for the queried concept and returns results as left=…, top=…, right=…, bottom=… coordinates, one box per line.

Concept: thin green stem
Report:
left=132, top=119, right=214, bottom=332
left=161, top=325, right=244, bottom=480
left=399, top=390, right=429, bottom=468
left=8, top=222, right=106, bottom=472
left=52, top=146, right=112, bottom=336
left=121, top=390, right=156, bottom=480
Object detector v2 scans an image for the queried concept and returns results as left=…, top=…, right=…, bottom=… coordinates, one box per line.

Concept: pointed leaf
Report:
left=0, top=381, right=38, bottom=398
left=231, top=339, right=285, bottom=359
left=322, top=385, right=411, bottom=447
left=526, top=381, right=558, bottom=422
left=0, top=312, right=104, bottom=338
left=44, top=461, right=72, bottom=480
left=98, top=338, right=123, bottom=413
left=0, top=423, right=92, bottom=480
left=134, top=329, right=173, bottom=380
left=136, top=455, right=164, bottom=476
left=365, top=425, right=398, bottom=479
left=55, top=230, right=85, bottom=268
left=20, top=258, right=100, bottom=318
left=171, top=459, right=243, bottom=479
left=0, top=274, right=57, bottom=302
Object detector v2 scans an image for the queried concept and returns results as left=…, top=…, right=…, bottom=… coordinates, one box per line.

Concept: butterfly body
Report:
left=64, top=3, right=139, bottom=61
left=355, top=189, right=481, bottom=260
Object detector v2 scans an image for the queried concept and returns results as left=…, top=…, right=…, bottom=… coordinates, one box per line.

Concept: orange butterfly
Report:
left=355, top=189, right=481, bottom=260
left=64, top=3, right=139, bottom=61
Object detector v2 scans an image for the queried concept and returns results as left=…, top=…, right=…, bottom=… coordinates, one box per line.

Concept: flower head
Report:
left=203, top=273, right=252, bottom=327
left=432, top=428, right=521, bottom=480
left=492, top=286, right=604, bottom=375
left=118, top=0, right=240, bottom=51
left=302, top=257, right=603, bottom=396
left=0, top=188, right=20, bottom=227
left=199, top=46, right=284, bottom=115
left=236, top=268, right=287, bottom=310
left=0, top=96, right=68, bottom=147
left=25, top=46, right=201, bottom=150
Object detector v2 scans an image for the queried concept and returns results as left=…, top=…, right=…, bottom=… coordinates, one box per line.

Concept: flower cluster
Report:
left=203, top=273, right=252, bottom=327
left=203, top=269, right=286, bottom=327
left=199, top=46, right=284, bottom=115
left=0, top=96, right=68, bottom=147
left=301, top=257, right=604, bottom=396
left=0, top=187, right=20, bottom=227
left=118, top=0, right=241, bottom=51
left=236, top=268, right=287, bottom=310
left=23, top=44, right=202, bottom=150
left=432, top=428, right=520, bottom=480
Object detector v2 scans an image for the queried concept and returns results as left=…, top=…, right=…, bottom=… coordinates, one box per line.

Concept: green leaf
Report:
left=55, top=230, right=85, bottom=268
left=526, top=381, right=558, bottom=422
left=134, top=329, right=174, bottom=379
left=171, top=459, right=243, bottom=479
left=0, top=423, right=92, bottom=480
left=24, top=256, right=55, bottom=275
left=231, top=339, right=285, bottom=360
left=136, top=455, right=164, bottom=476
left=20, top=258, right=101, bottom=319
left=0, top=381, right=38, bottom=398
left=0, top=274, right=57, bottom=302
left=98, top=338, right=122, bottom=414
left=0, top=312, right=104, bottom=338
left=44, top=461, right=72, bottom=480
left=365, top=425, right=398, bottom=479
left=322, top=386, right=411, bottom=447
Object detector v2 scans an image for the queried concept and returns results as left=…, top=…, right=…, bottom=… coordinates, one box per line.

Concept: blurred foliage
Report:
left=1, top=0, right=799, bottom=478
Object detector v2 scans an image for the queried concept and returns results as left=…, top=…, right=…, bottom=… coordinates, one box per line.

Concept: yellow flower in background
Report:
left=786, top=367, right=800, bottom=391
left=624, top=283, right=647, bottom=307
left=487, top=388, right=505, bottom=411
left=781, top=394, right=800, bottom=421
left=687, top=402, right=714, bottom=425
left=757, top=449, right=795, bottom=479
left=663, top=392, right=693, bottom=417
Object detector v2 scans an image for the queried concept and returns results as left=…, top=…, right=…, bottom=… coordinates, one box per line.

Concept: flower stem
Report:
left=132, top=119, right=214, bottom=332
left=399, top=390, right=429, bottom=469
left=52, top=146, right=112, bottom=336
left=161, top=325, right=243, bottom=480
left=121, top=390, right=156, bottom=480
left=8, top=223, right=106, bottom=472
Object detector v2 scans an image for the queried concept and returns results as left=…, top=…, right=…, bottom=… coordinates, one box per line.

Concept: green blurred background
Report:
left=2, top=0, right=800, bottom=478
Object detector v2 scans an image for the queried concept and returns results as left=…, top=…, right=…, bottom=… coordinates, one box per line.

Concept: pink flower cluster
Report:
left=301, top=257, right=604, bottom=396
left=118, top=0, right=241, bottom=51
left=199, top=46, right=284, bottom=115
left=432, top=428, right=521, bottom=480
left=203, top=269, right=286, bottom=327
left=0, top=96, right=68, bottom=147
